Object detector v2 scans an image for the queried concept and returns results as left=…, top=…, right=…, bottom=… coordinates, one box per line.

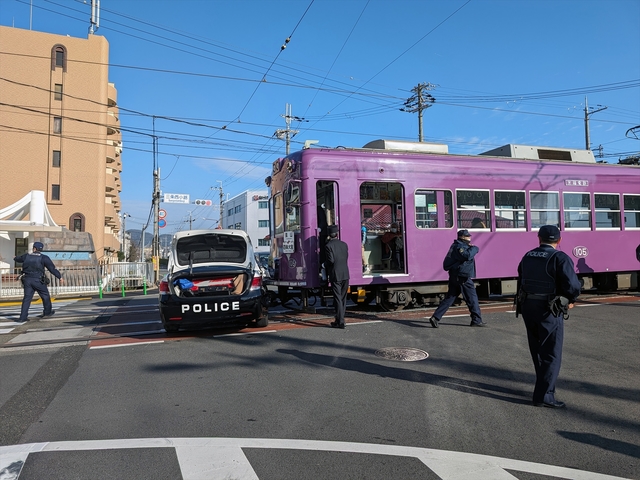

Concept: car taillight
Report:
left=159, top=280, right=169, bottom=293
left=250, top=275, right=262, bottom=290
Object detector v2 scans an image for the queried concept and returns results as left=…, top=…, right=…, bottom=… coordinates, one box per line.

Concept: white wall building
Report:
left=222, top=190, right=270, bottom=257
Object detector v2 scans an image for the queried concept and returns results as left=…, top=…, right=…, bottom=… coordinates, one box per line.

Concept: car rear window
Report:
left=176, top=234, right=248, bottom=265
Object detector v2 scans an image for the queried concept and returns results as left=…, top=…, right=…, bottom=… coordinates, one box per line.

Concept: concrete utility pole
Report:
left=584, top=96, right=607, bottom=151
left=275, top=104, right=305, bottom=155
left=401, top=83, right=436, bottom=142
left=121, top=213, right=130, bottom=261
left=153, top=168, right=160, bottom=282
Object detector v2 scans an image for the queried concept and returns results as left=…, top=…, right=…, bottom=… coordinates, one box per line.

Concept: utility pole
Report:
left=275, top=103, right=306, bottom=155
left=584, top=96, right=607, bottom=151
left=121, top=213, right=130, bottom=261
left=88, top=0, right=100, bottom=34
left=153, top=167, right=160, bottom=282
left=400, top=82, right=436, bottom=142
left=212, top=181, right=224, bottom=228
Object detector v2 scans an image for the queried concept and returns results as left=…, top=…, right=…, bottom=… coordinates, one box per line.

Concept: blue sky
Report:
left=2, top=0, right=639, bottom=235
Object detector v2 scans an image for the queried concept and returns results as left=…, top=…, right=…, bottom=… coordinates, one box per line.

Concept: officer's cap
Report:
left=538, top=225, right=561, bottom=242
left=33, top=242, right=44, bottom=251
left=327, top=225, right=339, bottom=235
left=457, top=229, right=471, bottom=238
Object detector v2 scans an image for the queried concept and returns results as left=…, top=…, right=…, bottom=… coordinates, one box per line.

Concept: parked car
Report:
left=159, top=229, right=268, bottom=332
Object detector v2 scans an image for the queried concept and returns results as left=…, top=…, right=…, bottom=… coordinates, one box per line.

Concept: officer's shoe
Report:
left=469, top=321, right=487, bottom=327
left=533, top=400, right=566, bottom=409
left=428, top=317, right=439, bottom=328
left=38, top=311, right=55, bottom=318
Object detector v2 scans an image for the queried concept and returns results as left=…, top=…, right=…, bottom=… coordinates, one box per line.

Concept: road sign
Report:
left=158, top=209, right=167, bottom=219
left=194, top=199, right=212, bottom=206
left=163, top=193, right=190, bottom=204
left=158, top=219, right=167, bottom=228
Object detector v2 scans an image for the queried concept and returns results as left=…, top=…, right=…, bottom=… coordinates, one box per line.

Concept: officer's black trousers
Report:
left=330, top=279, right=349, bottom=326
left=19, top=277, right=52, bottom=321
left=522, top=299, right=564, bottom=404
left=433, top=276, right=482, bottom=324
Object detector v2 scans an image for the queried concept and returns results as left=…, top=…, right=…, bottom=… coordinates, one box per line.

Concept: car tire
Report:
left=255, top=316, right=269, bottom=328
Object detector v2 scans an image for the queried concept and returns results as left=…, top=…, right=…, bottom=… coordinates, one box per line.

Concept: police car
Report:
left=159, top=229, right=268, bottom=333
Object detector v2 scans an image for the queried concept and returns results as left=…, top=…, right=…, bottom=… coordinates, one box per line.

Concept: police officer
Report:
left=14, top=241, right=63, bottom=322
left=517, top=225, right=581, bottom=409
left=427, top=229, right=486, bottom=328
left=325, top=224, right=349, bottom=329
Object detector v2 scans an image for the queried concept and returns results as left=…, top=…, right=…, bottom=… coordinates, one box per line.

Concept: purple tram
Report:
left=265, top=140, right=640, bottom=311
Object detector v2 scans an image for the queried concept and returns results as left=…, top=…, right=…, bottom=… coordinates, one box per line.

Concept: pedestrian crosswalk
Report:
left=0, top=300, right=80, bottom=334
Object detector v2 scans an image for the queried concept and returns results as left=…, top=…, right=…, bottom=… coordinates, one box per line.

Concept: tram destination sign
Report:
left=163, top=193, right=190, bottom=204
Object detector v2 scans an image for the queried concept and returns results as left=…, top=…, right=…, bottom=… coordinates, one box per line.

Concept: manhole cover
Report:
left=374, top=347, right=429, bottom=362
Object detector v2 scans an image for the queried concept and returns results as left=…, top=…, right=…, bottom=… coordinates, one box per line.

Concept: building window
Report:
left=227, top=209, right=233, bottom=217
left=54, top=84, right=63, bottom=101
left=234, top=222, right=242, bottom=229
left=234, top=205, right=241, bottom=214
left=53, top=150, right=61, bottom=167
left=52, top=184, right=60, bottom=201
left=530, top=191, right=559, bottom=228
left=69, top=213, right=85, bottom=232
left=258, top=201, right=268, bottom=209
left=415, top=189, right=453, bottom=229
left=594, top=194, right=620, bottom=229
left=563, top=192, right=591, bottom=229
left=456, top=190, right=490, bottom=229
left=494, top=190, right=526, bottom=229
left=258, top=220, right=269, bottom=228
left=53, top=117, right=62, bottom=134
left=623, top=195, right=640, bottom=228
left=51, top=45, right=67, bottom=71
left=258, top=239, right=271, bottom=247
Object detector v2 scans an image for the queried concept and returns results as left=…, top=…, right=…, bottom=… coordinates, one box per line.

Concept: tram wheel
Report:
left=379, top=298, right=405, bottom=312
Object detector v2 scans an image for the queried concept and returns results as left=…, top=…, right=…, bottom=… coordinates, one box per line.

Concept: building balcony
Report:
left=108, top=83, right=117, bottom=106
left=106, top=111, right=119, bottom=135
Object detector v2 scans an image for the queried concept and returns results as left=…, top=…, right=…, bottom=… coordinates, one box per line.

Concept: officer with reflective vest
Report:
left=14, top=241, right=63, bottom=321
left=516, top=225, right=581, bottom=409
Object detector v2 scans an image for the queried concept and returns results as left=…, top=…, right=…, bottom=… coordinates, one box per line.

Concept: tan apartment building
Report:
left=0, top=26, right=123, bottom=263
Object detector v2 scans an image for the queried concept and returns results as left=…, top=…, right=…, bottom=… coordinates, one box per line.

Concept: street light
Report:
left=122, top=213, right=131, bottom=261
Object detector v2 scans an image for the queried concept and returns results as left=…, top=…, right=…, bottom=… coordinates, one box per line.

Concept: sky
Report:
left=1, top=0, right=639, bottom=236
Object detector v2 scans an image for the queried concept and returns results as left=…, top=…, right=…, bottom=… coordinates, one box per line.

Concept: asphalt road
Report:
left=0, top=292, right=638, bottom=479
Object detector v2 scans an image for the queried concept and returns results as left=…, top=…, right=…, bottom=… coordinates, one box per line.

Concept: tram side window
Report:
left=285, top=183, right=301, bottom=232
left=274, top=193, right=284, bottom=235
left=594, top=194, right=621, bottom=229
left=456, top=190, right=490, bottom=229
left=415, top=189, right=452, bottom=229
left=530, top=191, right=559, bottom=229
left=495, top=191, right=526, bottom=229
left=564, top=192, right=591, bottom=229
left=623, top=194, right=640, bottom=228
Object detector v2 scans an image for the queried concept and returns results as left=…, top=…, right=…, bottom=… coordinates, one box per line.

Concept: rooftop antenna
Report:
left=89, top=0, right=100, bottom=35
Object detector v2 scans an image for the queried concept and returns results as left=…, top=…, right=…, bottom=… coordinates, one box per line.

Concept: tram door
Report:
left=360, top=182, right=404, bottom=273
left=316, top=181, right=338, bottom=276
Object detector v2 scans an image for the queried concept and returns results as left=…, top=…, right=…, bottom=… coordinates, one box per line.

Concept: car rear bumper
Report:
left=159, top=289, right=266, bottom=330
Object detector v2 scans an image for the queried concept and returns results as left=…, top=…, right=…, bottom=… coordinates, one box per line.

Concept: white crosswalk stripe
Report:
left=0, top=300, right=80, bottom=334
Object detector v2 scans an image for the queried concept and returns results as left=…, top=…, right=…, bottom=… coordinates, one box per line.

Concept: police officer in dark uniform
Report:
left=517, top=225, right=581, bottom=409
left=427, top=229, right=486, bottom=328
left=325, top=224, right=349, bottom=329
left=14, top=241, right=63, bottom=322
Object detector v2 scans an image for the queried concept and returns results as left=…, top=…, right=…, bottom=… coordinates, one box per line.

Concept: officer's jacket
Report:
left=13, top=253, right=62, bottom=280
left=517, top=244, right=581, bottom=302
left=325, top=238, right=350, bottom=282
left=443, top=239, right=479, bottom=279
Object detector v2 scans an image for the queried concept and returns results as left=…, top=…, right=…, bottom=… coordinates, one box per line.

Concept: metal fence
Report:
left=0, top=262, right=154, bottom=300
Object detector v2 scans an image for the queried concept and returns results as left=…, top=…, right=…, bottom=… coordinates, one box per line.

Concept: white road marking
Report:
left=89, top=340, right=165, bottom=349
left=0, top=438, right=627, bottom=480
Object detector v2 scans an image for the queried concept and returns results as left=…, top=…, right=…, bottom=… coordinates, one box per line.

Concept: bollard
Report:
left=121, top=277, right=125, bottom=297
left=99, top=283, right=103, bottom=299
left=143, top=277, right=147, bottom=295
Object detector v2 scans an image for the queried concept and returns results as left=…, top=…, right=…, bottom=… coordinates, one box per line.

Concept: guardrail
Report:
left=0, top=262, right=155, bottom=300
